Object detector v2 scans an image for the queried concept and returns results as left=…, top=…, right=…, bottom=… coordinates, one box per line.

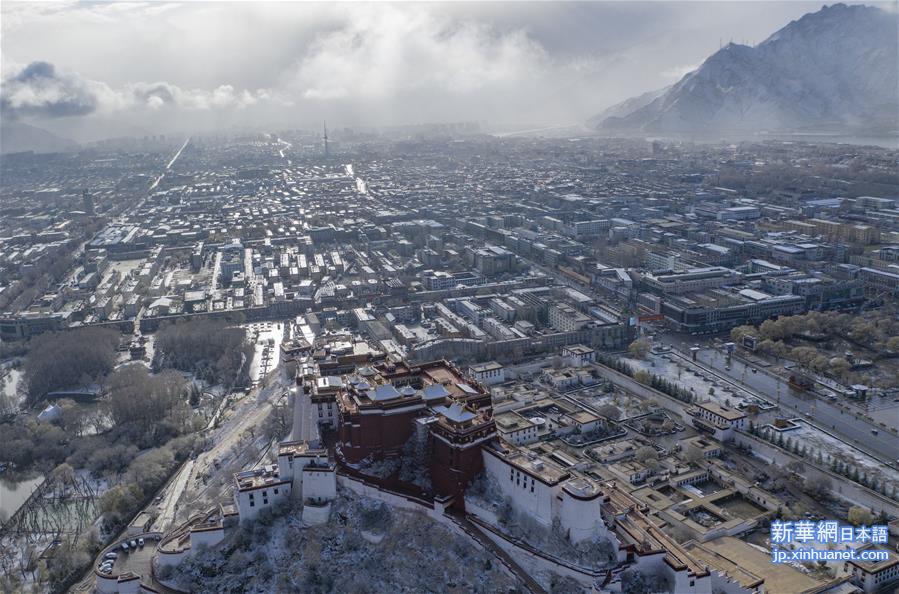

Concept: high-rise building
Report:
left=82, top=189, right=94, bottom=215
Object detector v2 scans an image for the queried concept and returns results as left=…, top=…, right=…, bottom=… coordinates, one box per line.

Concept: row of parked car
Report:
left=97, top=535, right=161, bottom=575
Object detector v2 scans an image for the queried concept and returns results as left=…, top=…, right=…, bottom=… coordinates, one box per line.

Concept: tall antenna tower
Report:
left=323, top=121, right=329, bottom=158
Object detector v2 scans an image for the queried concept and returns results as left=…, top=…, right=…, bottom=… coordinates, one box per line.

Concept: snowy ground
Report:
left=167, top=493, right=518, bottom=593
left=246, top=322, right=285, bottom=384
left=858, top=394, right=899, bottom=432
left=0, top=366, right=24, bottom=406
left=152, top=459, right=194, bottom=532
left=176, top=373, right=291, bottom=520
left=781, top=421, right=899, bottom=495
left=1, top=469, right=108, bottom=591
left=575, top=388, right=648, bottom=419
left=105, top=258, right=144, bottom=280
left=622, top=352, right=765, bottom=410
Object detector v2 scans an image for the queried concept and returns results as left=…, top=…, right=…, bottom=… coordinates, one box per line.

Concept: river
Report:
left=0, top=475, right=44, bottom=522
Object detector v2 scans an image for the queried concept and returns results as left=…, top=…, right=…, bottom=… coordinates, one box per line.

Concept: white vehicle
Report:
left=121, top=542, right=129, bottom=552
left=104, top=552, right=118, bottom=561
left=129, top=540, right=137, bottom=548
left=138, top=538, right=145, bottom=547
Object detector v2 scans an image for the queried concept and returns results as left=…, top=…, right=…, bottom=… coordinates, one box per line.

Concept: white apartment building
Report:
left=561, top=344, right=596, bottom=367
left=469, top=361, right=506, bottom=386
left=233, top=465, right=291, bottom=522
left=548, top=303, right=592, bottom=332
left=642, top=267, right=742, bottom=295
left=691, top=402, right=747, bottom=441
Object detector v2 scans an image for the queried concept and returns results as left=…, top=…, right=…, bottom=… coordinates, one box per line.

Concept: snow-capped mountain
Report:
left=591, top=3, right=898, bottom=134
left=585, top=87, right=669, bottom=129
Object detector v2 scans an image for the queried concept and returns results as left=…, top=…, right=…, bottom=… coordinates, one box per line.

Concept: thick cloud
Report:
left=127, top=81, right=275, bottom=110
left=290, top=5, right=547, bottom=100
left=5, top=1, right=889, bottom=135
left=0, top=62, right=278, bottom=120
left=130, top=82, right=177, bottom=108
left=0, top=61, right=102, bottom=118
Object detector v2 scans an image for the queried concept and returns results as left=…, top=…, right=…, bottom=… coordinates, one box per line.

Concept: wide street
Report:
left=518, top=243, right=899, bottom=465
left=656, top=332, right=899, bottom=465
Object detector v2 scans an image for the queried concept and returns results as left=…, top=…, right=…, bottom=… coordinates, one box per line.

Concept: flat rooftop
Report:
left=470, top=361, right=503, bottom=373
left=697, top=401, right=746, bottom=421
left=686, top=537, right=821, bottom=593
left=486, top=442, right=569, bottom=486
left=234, top=465, right=287, bottom=491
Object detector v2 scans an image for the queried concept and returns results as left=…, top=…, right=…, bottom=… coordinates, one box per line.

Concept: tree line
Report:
left=23, top=327, right=120, bottom=406
left=152, top=318, right=253, bottom=387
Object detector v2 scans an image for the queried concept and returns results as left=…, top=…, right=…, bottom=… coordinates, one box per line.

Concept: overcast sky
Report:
left=1, top=1, right=894, bottom=140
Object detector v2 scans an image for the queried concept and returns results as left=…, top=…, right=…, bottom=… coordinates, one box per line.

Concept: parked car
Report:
left=104, top=552, right=118, bottom=561
left=138, top=538, right=145, bottom=547
left=121, top=543, right=129, bottom=552
left=129, top=540, right=137, bottom=548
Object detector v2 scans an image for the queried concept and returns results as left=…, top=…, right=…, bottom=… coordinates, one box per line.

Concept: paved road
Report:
left=656, top=333, right=899, bottom=464
left=698, top=350, right=897, bottom=462
left=152, top=459, right=194, bottom=532
left=148, top=137, right=191, bottom=192
left=181, top=374, right=288, bottom=509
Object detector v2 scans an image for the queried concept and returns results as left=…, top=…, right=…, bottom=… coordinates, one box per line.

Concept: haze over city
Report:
left=1, top=2, right=898, bottom=594
left=3, top=1, right=895, bottom=141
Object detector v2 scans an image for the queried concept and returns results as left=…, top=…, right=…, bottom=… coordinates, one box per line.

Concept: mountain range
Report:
left=1, top=121, right=79, bottom=155
left=589, top=3, right=898, bottom=135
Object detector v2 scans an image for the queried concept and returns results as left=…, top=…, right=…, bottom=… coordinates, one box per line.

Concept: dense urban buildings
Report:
left=2, top=1, right=899, bottom=587
left=2, top=128, right=897, bottom=594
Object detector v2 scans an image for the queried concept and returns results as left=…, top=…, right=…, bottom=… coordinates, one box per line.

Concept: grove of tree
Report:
left=23, top=327, right=120, bottom=405
left=153, top=318, right=253, bottom=387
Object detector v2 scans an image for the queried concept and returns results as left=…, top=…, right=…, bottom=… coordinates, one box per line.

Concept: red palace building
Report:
left=428, top=401, right=497, bottom=496
left=334, top=359, right=495, bottom=497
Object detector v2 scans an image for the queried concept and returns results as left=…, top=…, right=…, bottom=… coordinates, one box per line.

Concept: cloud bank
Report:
left=1, top=61, right=103, bottom=119
left=1, top=4, right=546, bottom=125
left=0, top=61, right=279, bottom=121
left=4, top=1, right=886, bottom=137
left=290, top=6, right=547, bottom=100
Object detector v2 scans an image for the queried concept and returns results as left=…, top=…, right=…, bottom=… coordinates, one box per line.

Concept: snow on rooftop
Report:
left=739, top=288, right=772, bottom=301
left=455, top=382, right=478, bottom=394
left=321, top=376, right=343, bottom=388
left=435, top=402, right=476, bottom=423
left=368, top=384, right=401, bottom=401
left=422, top=384, right=450, bottom=400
